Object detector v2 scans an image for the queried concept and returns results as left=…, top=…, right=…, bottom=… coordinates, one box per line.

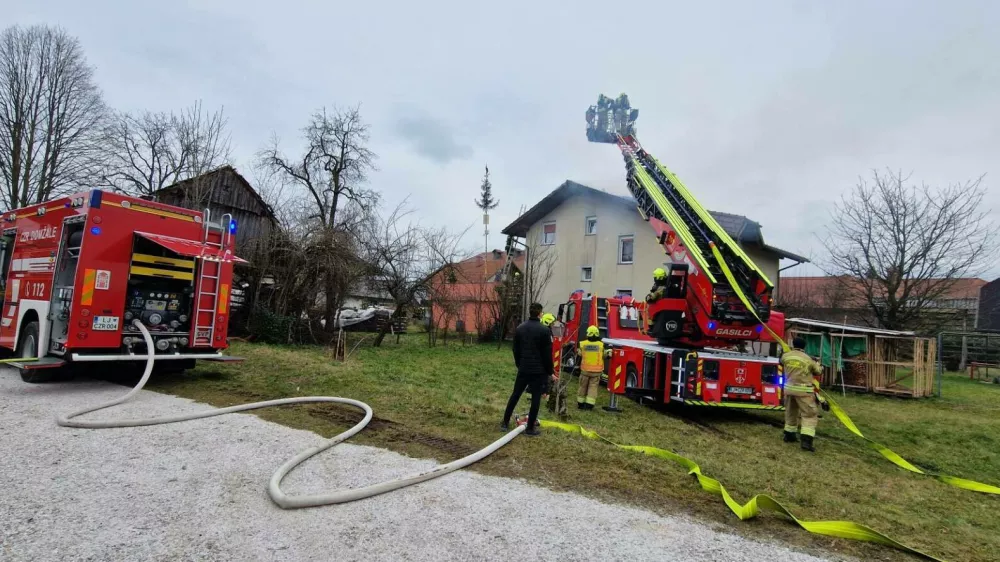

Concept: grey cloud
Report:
left=393, top=113, right=474, bottom=165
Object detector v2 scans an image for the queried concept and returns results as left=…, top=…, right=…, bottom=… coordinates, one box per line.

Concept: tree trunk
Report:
left=373, top=306, right=406, bottom=347
left=324, top=274, right=338, bottom=328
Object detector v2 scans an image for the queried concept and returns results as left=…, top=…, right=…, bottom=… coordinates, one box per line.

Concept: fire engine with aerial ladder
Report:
left=546, top=93, right=815, bottom=411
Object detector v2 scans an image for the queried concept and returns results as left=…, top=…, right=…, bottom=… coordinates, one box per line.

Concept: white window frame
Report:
left=618, top=235, right=635, bottom=264
left=585, top=216, right=597, bottom=236
left=581, top=266, right=593, bottom=282
left=615, top=288, right=632, bottom=298
left=541, top=221, right=556, bottom=246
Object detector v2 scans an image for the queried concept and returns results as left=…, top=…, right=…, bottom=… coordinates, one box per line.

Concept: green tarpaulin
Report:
left=802, top=334, right=867, bottom=369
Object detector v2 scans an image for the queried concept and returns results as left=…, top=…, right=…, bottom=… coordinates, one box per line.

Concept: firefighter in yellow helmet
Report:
left=577, top=325, right=611, bottom=410
left=780, top=337, right=823, bottom=452
left=645, top=267, right=669, bottom=303
left=540, top=312, right=569, bottom=417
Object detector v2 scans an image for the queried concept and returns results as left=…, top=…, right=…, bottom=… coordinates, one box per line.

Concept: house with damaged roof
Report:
left=501, top=180, right=808, bottom=313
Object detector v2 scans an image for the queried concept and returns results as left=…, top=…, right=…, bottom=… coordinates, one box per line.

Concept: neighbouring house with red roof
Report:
left=429, top=249, right=526, bottom=335
left=777, top=275, right=987, bottom=332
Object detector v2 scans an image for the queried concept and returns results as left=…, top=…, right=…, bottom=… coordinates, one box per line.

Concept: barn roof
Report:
left=153, top=165, right=277, bottom=223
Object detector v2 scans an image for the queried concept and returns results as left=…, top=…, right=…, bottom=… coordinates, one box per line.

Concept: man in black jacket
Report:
left=500, top=302, right=553, bottom=436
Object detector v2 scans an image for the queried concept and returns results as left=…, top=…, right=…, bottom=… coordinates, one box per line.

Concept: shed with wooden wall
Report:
left=151, top=165, right=277, bottom=256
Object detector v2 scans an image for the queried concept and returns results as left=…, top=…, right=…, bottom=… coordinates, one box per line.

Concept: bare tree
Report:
left=259, top=105, right=378, bottom=326
left=100, top=100, right=231, bottom=198
left=425, top=272, right=462, bottom=347
left=822, top=169, right=996, bottom=331
left=362, top=201, right=470, bottom=347
left=523, top=232, right=556, bottom=312
left=0, top=24, right=106, bottom=209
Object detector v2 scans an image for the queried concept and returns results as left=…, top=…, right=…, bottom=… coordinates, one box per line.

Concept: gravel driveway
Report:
left=0, top=373, right=835, bottom=562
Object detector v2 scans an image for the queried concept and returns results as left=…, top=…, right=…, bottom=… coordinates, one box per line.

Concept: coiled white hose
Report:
left=57, top=320, right=525, bottom=509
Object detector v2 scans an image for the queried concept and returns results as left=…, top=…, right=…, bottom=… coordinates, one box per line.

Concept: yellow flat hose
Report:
left=539, top=419, right=944, bottom=561
left=709, top=242, right=1000, bottom=496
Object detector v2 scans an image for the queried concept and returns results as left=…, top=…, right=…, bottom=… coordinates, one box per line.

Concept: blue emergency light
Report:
left=229, top=219, right=237, bottom=234
left=90, top=226, right=101, bottom=236
left=707, top=321, right=716, bottom=330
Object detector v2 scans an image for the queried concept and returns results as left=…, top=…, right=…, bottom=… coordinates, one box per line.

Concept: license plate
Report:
left=726, top=386, right=754, bottom=395
left=92, top=316, right=120, bottom=331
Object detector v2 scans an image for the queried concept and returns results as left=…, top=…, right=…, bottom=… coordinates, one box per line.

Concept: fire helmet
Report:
left=653, top=267, right=667, bottom=280
left=540, top=313, right=555, bottom=327
left=586, top=325, right=600, bottom=338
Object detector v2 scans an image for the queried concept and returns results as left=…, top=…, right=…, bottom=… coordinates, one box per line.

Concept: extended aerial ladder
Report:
left=585, top=93, right=781, bottom=347
left=543, top=94, right=790, bottom=410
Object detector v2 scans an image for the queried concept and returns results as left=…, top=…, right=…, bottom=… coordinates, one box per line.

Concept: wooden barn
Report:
left=151, top=165, right=277, bottom=255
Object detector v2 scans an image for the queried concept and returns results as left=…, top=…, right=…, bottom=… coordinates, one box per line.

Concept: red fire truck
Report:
left=552, top=290, right=786, bottom=410
left=544, top=94, right=808, bottom=411
left=1, top=190, right=243, bottom=382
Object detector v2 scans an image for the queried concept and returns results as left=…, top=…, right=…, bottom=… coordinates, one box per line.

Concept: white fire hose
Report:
left=56, top=319, right=526, bottom=509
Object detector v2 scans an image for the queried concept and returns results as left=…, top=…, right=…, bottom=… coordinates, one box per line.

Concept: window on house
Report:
left=619, top=235, right=634, bottom=264
left=585, top=216, right=597, bottom=235
left=542, top=222, right=556, bottom=245
left=615, top=289, right=632, bottom=298
left=581, top=266, right=593, bottom=282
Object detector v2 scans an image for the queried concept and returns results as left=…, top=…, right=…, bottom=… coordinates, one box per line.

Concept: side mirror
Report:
left=557, top=303, right=565, bottom=321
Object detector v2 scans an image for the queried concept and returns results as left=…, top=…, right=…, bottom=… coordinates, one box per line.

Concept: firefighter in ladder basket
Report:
left=645, top=267, right=669, bottom=302
left=577, top=325, right=611, bottom=410
left=780, top=337, right=823, bottom=452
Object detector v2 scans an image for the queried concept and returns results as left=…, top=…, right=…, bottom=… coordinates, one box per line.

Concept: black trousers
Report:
left=503, top=373, right=545, bottom=429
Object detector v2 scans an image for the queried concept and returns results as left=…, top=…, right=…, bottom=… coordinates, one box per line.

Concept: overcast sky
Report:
left=9, top=0, right=1000, bottom=278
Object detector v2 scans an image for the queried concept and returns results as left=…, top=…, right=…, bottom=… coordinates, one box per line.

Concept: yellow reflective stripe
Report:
left=80, top=269, right=96, bottom=306
left=131, top=253, right=195, bottom=269
left=129, top=265, right=194, bottom=281
left=800, top=427, right=816, bottom=437
left=709, top=242, right=787, bottom=353
left=783, top=425, right=798, bottom=432
left=107, top=200, right=196, bottom=221
left=651, top=155, right=772, bottom=287
left=784, top=385, right=813, bottom=393
left=218, top=284, right=229, bottom=314
left=630, top=157, right=718, bottom=283
left=684, top=400, right=783, bottom=410
left=539, top=420, right=943, bottom=561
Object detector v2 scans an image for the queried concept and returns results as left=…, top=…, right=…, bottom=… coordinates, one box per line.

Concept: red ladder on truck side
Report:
left=192, top=210, right=232, bottom=347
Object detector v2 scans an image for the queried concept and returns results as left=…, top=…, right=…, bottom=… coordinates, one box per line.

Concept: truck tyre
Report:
left=17, top=321, right=50, bottom=383
left=626, top=364, right=639, bottom=389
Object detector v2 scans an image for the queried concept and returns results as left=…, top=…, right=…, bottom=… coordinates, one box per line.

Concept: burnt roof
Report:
left=502, top=180, right=807, bottom=262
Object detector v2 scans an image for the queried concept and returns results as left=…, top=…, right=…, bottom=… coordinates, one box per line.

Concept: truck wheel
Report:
left=17, top=321, right=50, bottom=383
left=626, top=364, right=639, bottom=389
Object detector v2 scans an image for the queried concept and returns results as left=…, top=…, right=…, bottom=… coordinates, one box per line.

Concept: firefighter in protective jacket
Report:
left=541, top=313, right=569, bottom=417
left=780, top=337, right=823, bottom=451
left=577, top=325, right=611, bottom=410
left=645, top=267, right=669, bottom=303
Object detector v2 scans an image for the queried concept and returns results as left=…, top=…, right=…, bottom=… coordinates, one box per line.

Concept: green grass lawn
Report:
left=145, top=335, right=1000, bottom=562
